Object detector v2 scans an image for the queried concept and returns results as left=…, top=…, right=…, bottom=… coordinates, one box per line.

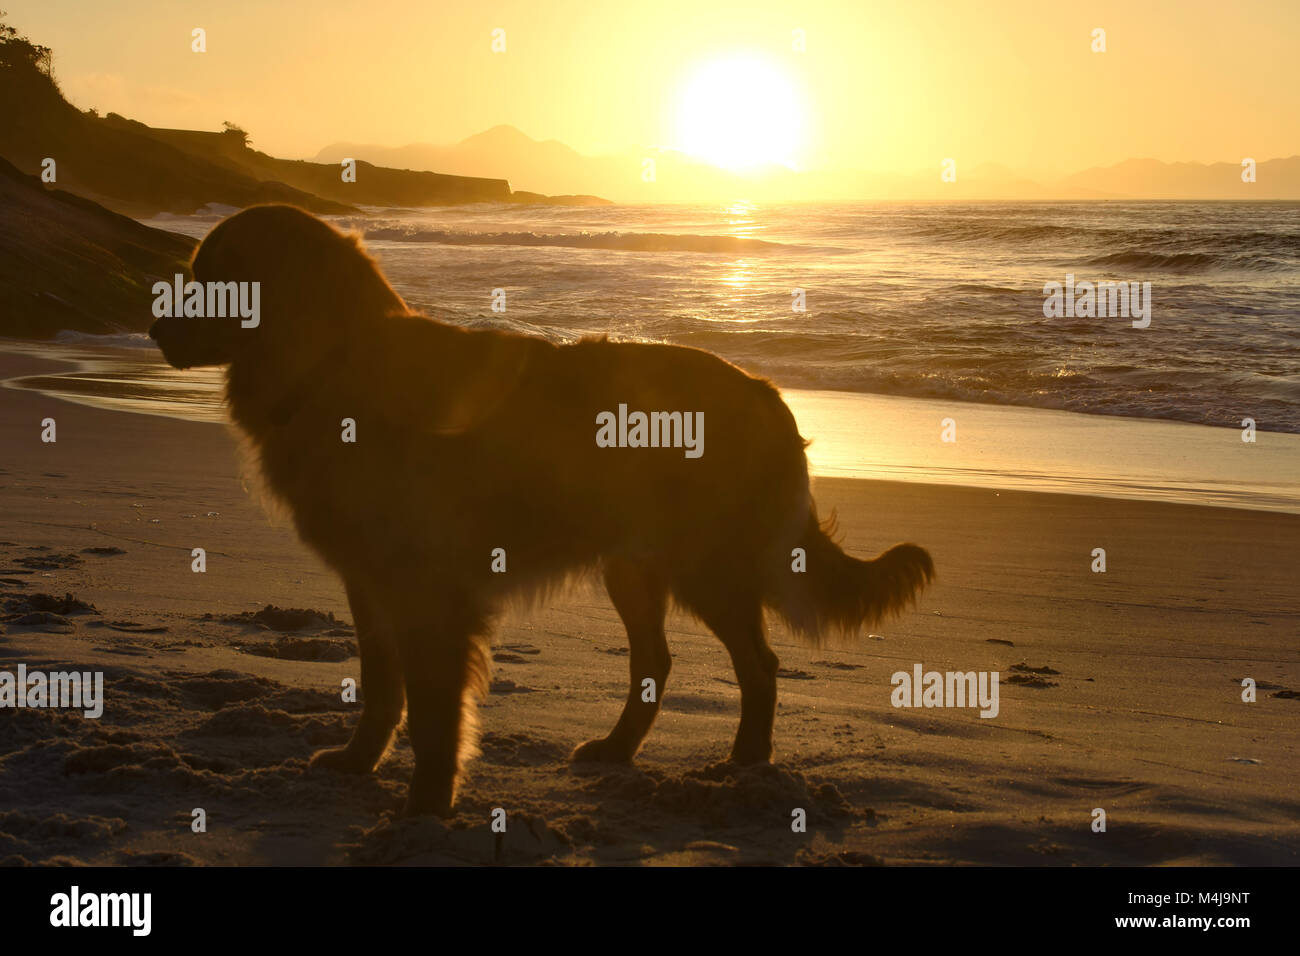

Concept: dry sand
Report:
left=2, top=350, right=1297, bottom=866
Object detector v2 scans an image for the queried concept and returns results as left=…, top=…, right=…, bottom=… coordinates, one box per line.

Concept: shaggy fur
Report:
left=150, top=205, right=935, bottom=817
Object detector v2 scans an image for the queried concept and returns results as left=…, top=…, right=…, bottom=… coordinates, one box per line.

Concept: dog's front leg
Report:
left=397, top=602, right=487, bottom=817
left=310, top=579, right=405, bottom=773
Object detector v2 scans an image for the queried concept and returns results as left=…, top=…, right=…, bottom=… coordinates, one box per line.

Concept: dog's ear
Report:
left=371, top=317, right=543, bottom=435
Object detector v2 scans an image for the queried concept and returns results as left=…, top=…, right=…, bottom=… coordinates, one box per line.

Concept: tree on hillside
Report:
left=221, top=121, right=250, bottom=147
left=0, top=12, right=54, bottom=79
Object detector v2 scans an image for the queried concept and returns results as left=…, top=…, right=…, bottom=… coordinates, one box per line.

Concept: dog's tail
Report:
left=767, top=508, right=934, bottom=644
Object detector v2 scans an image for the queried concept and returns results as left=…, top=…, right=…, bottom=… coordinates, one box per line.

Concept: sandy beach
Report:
left=2, top=348, right=1297, bottom=866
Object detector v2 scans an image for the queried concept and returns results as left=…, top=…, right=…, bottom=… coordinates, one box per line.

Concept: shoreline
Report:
left=5, top=340, right=1298, bottom=514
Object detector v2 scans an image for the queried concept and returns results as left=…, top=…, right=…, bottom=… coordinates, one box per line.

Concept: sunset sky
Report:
left=8, top=0, right=1298, bottom=179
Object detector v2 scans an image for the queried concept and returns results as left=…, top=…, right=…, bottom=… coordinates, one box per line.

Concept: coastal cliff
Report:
left=0, top=156, right=195, bottom=337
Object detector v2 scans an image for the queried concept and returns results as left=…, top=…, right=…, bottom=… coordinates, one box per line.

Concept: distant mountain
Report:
left=314, top=126, right=610, bottom=205
left=316, top=125, right=585, bottom=189
left=316, top=127, right=794, bottom=202
left=0, top=156, right=195, bottom=337
left=320, top=126, right=1297, bottom=202
left=1059, top=156, right=1300, bottom=200
left=839, top=163, right=1109, bottom=201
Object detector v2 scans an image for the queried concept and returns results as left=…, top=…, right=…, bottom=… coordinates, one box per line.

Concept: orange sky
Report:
left=8, top=0, right=1298, bottom=179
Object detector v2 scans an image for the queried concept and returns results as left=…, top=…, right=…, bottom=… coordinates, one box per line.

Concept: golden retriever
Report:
left=149, top=205, right=934, bottom=817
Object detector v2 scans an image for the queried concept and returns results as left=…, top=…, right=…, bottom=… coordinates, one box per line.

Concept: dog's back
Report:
left=243, top=321, right=817, bottom=611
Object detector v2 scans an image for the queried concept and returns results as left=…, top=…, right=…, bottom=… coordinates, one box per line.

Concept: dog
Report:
left=150, top=204, right=935, bottom=817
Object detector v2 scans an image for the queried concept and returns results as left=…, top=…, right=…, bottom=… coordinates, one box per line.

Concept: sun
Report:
left=675, top=54, right=803, bottom=172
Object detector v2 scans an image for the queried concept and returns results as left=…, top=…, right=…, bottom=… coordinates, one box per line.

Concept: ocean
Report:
left=106, top=199, right=1300, bottom=434
left=331, top=200, right=1300, bottom=435
left=5, top=200, right=1299, bottom=511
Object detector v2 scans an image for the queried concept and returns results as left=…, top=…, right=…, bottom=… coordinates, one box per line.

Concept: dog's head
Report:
left=150, top=205, right=405, bottom=370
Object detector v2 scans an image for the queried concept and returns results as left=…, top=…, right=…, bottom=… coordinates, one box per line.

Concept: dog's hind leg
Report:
left=571, top=558, right=670, bottom=764
left=310, top=579, right=405, bottom=773
left=688, top=591, right=779, bottom=765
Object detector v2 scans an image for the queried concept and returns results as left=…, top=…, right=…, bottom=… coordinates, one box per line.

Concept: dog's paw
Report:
left=728, top=741, right=774, bottom=766
left=309, top=746, right=375, bottom=774
left=403, top=774, right=456, bottom=818
left=401, top=795, right=455, bottom=819
left=570, top=737, right=634, bottom=764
